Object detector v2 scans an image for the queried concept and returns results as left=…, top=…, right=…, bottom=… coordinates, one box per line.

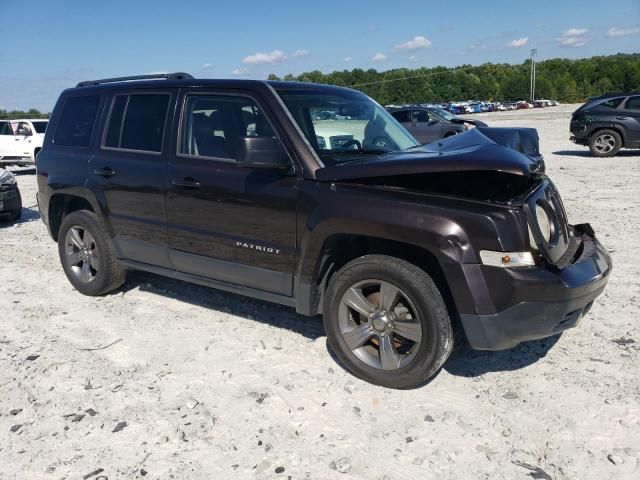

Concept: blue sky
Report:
left=1, top=0, right=639, bottom=110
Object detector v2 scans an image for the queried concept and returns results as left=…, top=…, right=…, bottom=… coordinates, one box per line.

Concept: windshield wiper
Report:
left=333, top=148, right=390, bottom=155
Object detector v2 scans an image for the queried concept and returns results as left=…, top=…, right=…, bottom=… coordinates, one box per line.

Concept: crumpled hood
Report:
left=316, top=127, right=544, bottom=182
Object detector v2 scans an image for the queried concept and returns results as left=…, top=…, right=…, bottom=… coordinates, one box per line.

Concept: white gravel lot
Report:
left=1, top=104, right=639, bottom=480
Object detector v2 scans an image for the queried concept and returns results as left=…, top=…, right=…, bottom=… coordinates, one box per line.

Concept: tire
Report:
left=10, top=189, right=22, bottom=221
left=323, top=255, right=453, bottom=389
left=58, top=210, right=126, bottom=296
left=589, top=129, right=622, bottom=157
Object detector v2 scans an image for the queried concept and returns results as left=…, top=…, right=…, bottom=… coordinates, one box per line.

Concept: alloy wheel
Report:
left=338, top=279, right=423, bottom=370
left=64, top=225, right=99, bottom=283
left=593, top=134, right=616, bottom=154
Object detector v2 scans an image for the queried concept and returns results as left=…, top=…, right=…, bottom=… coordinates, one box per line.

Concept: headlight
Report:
left=0, top=170, right=16, bottom=186
left=528, top=204, right=552, bottom=250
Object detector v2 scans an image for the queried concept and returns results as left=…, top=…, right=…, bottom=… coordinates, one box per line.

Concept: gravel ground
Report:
left=1, top=104, right=639, bottom=480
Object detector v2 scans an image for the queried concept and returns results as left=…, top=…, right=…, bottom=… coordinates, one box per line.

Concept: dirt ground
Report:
left=1, top=104, right=639, bottom=480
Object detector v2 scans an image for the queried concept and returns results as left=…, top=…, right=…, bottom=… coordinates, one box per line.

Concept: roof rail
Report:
left=76, top=72, right=194, bottom=88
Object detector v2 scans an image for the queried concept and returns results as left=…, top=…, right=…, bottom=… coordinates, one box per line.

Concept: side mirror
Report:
left=236, top=136, right=290, bottom=170
left=17, top=128, right=31, bottom=136
left=428, top=119, right=440, bottom=126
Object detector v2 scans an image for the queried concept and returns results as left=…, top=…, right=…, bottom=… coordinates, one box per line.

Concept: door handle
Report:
left=172, top=177, right=201, bottom=188
left=93, top=167, right=117, bottom=177
left=616, top=116, right=629, bottom=120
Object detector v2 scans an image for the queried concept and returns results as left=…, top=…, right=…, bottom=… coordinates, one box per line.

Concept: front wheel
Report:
left=58, top=210, right=126, bottom=296
left=323, top=255, right=453, bottom=389
left=589, top=129, right=622, bottom=157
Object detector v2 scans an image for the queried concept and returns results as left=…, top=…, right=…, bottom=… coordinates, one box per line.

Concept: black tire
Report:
left=323, top=255, right=453, bottom=389
left=58, top=210, right=126, bottom=296
left=10, top=189, right=22, bottom=221
left=589, top=129, right=622, bottom=157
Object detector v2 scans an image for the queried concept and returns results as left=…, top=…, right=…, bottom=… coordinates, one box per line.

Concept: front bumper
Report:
left=0, top=184, right=22, bottom=217
left=459, top=226, right=612, bottom=350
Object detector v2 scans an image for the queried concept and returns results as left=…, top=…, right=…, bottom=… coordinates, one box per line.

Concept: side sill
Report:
left=120, top=259, right=297, bottom=309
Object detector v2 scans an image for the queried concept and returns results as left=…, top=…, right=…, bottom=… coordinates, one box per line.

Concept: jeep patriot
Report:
left=36, top=73, right=612, bottom=388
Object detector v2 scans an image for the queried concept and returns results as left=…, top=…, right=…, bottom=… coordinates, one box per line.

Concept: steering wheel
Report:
left=339, top=139, right=361, bottom=150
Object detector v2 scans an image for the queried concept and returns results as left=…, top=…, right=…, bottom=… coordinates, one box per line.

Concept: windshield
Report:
left=277, top=88, right=419, bottom=165
left=31, top=121, right=48, bottom=133
left=432, top=108, right=456, bottom=122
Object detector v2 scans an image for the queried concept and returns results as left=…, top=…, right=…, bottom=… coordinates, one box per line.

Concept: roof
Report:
left=67, top=72, right=357, bottom=95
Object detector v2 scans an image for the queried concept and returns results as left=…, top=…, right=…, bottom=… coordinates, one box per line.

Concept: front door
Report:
left=410, top=110, right=442, bottom=144
left=166, top=90, right=297, bottom=296
left=87, top=90, right=176, bottom=268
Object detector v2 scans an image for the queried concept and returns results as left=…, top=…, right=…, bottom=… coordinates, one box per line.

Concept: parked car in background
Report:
left=387, top=106, right=485, bottom=144
left=0, top=167, right=22, bottom=221
left=0, top=119, right=47, bottom=166
left=10, top=119, right=48, bottom=162
left=570, top=92, right=640, bottom=157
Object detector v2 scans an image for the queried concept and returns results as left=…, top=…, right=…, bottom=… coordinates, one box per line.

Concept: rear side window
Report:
left=54, top=95, right=100, bottom=147
left=104, top=93, right=170, bottom=153
left=599, top=97, right=623, bottom=109
left=0, top=122, right=13, bottom=135
left=391, top=110, right=411, bottom=123
left=624, top=96, right=640, bottom=110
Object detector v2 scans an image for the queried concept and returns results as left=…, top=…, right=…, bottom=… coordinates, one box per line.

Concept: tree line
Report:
left=0, top=108, right=50, bottom=120
left=268, top=53, right=640, bottom=105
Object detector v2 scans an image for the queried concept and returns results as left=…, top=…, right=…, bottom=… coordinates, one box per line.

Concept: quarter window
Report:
left=104, top=93, right=170, bottom=153
left=180, top=95, right=275, bottom=160
left=624, top=96, right=640, bottom=110
left=54, top=95, right=101, bottom=147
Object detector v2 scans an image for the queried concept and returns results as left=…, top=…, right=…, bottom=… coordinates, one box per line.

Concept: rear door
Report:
left=87, top=90, right=176, bottom=268
left=165, top=89, right=298, bottom=296
left=620, top=96, right=640, bottom=147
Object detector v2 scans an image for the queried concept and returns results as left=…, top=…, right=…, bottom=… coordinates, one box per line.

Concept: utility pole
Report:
left=530, top=48, right=537, bottom=102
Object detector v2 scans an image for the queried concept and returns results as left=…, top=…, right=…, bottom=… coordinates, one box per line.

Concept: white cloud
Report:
left=291, top=49, right=310, bottom=57
left=409, top=55, right=417, bottom=63
left=506, top=37, right=528, bottom=48
left=563, top=27, right=589, bottom=36
left=242, top=50, right=288, bottom=65
left=232, top=68, right=249, bottom=76
left=607, top=26, right=640, bottom=37
left=394, top=35, right=432, bottom=51
left=202, top=63, right=213, bottom=70
left=344, top=57, right=352, bottom=63
left=371, top=52, right=388, bottom=62
left=555, top=28, right=590, bottom=47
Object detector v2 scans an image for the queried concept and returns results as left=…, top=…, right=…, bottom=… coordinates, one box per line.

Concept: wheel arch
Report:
left=47, top=191, right=98, bottom=241
left=295, top=233, right=458, bottom=324
left=589, top=125, right=626, bottom=147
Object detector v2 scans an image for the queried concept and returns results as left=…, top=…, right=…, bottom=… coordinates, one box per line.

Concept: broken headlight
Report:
left=528, top=204, right=552, bottom=250
left=0, top=170, right=16, bottom=186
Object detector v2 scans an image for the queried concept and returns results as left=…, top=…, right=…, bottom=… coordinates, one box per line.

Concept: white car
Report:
left=0, top=118, right=48, bottom=165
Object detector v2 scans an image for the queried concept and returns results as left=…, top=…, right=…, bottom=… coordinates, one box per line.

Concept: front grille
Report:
left=525, top=180, right=572, bottom=267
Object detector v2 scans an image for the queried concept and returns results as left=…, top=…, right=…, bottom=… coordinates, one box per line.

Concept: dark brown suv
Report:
left=36, top=73, right=612, bottom=388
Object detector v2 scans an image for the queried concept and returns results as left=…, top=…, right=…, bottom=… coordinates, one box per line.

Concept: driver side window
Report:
left=411, top=110, right=430, bottom=123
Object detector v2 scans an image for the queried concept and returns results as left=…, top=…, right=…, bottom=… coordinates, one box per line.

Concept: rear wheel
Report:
left=589, top=129, right=622, bottom=157
left=58, top=210, right=126, bottom=295
left=323, top=255, right=453, bottom=389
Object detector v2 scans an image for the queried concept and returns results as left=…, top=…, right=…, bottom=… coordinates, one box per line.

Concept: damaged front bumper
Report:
left=0, top=184, right=22, bottom=217
left=458, top=224, right=612, bottom=350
